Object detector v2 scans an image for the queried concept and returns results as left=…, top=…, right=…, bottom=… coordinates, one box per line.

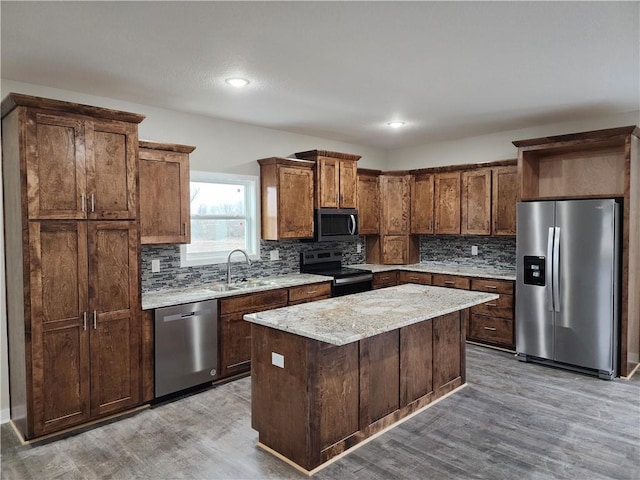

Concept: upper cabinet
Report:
left=258, top=157, right=315, bottom=240
left=491, top=165, right=518, bottom=236
left=461, top=169, right=491, bottom=235
left=410, top=173, right=434, bottom=234
left=434, top=172, right=461, bottom=235
left=139, top=140, right=195, bottom=244
left=357, top=169, right=381, bottom=235
left=380, top=174, right=410, bottom=235
left=0, top=94, right=144, bottom=221
left=294, top=150, right=360, bottom=209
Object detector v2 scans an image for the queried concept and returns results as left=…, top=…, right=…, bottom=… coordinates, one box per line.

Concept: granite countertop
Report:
left=141, top=273, right=331, bottom=310
left=349, top=262, right=516, bottom=281
left=244, top=284, right=498, bottom=346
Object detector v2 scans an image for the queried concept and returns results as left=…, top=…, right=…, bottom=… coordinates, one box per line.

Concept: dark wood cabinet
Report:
left=491, top=166, right=518, bottom=236
left=432, top=273, right=470, bottom=290
left=288, top=282, right=332, bottom=305
left=139, top=140, right=194, bottom=244
left=434, top=172, right=461, bottom=234
left=219, top=289, right=288, bottom=378
left=461, top=168, right=491, bottom=235
left=372, top=271, right=399, bottom=289
left=398, top=271, right=432, bottom=285
left=357, top=169, right=381, bottom=235
left=258, top=157, right=315, bottom=240
left=411, top=173, right=434, bottom=234
left=2, top=93, right=144, bottom=440
left=294, top=150, right=360, bottom=209
left=468, top=278, right=515, bottom=350
left=23, top=107, right=138, bottom=221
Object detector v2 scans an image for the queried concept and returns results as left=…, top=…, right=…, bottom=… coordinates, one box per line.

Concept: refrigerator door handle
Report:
left=553, top=227, right=561, bottom=312
left=546, top=227, right=555, bottom=311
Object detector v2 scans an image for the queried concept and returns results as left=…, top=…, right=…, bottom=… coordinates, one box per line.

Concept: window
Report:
left=180, top=171, right=260, bottom=266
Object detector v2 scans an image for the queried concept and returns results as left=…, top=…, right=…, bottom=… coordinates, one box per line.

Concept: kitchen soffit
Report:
left=1, top=1, right=638, bottom=150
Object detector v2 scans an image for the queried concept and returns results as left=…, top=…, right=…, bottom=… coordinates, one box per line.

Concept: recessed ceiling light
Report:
left=225, top=78, right=250, bottom=88
left=387, top=121, right=406, bottom=128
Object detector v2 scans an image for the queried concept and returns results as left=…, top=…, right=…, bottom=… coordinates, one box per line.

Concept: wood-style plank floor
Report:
left=2, top=345, right=639, bottom=479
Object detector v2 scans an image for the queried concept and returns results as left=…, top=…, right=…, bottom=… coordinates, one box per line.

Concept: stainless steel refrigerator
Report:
left=516, top=199, right=620, bottom=379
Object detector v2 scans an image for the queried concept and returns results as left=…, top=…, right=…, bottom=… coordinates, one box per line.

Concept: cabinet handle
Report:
left=93, top=311, right=97, bottom=329
left=183, top=223, right=188, bottom=236
left=485, top=285, right=498, bottom=290
left=483, top=326, right=497, bottom=331
left=83, top=312, right=87, bottom=330
left=90, top=193, right=95, bottom=213
left=308, top=290, right=317, bottom=295
left=428, top=221, right=432, bottom=230
left=81, top=193, right=86, bottom=213
left=485, top=303, right=497, bottom=307
left=444, top=281, right=455, bottom=285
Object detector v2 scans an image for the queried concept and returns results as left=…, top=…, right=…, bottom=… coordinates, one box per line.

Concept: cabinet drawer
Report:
left=372, top=271, right=399, bottom=289
left=288, top=282, right=332, bottom=304
left=468, top=314, right=514, bottom=346
left=471, top=278, right=514, bottom=295
left=471, top=294, right=513, bottom=319
left=219, top=289, right=288, bottom=315
left=432, top=274, right=470, bottom=290
left=398, top=271, right=432, bottom=285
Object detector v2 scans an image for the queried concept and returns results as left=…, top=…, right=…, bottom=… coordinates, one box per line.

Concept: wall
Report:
left=0, top=79, right=388, bottom=421
left=389, top=111, right=640, bottom=169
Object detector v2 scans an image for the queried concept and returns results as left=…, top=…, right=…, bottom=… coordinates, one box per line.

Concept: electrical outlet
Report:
left=271, top=352, right=285, bottom=368
left=270, top=249, right=280, bottom=261
left=471, top=246, right=478, bottom=256
left=357, top=243, right=362, bottom=253
left=151, top=259, right=161, bottom=272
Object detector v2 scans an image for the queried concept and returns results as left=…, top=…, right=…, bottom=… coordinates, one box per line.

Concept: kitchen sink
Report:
left=208, top=280, right=278, bottom=292
left=208, top=283, right=243, bottom=292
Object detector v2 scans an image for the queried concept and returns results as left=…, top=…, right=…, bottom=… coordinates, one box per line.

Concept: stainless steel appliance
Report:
left=155, top=300, right=218, bottom=397
left=300, top=249, right=372, bottom=296
left=314, top=208, right=359, bottom=242
left=516, top=199, right=620, bottom=379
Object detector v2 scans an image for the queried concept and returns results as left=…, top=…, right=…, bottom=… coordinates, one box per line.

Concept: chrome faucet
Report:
left=227, top=249, right=251, bottom=285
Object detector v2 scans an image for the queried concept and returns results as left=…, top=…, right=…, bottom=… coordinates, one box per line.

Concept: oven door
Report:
left=332, top=273, right=373, bottom=297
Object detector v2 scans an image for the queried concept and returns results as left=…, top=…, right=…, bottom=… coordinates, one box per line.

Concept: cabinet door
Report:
left=339, top=160, right=358, bottom=208
left=434, top=172, right=461, bottom=234
left=86, top=120, right=138, bottom=220
left=357, top=173, right=380, bottom=235
left=411, top=174, right=434, bottom=234
left=317, top=158, right=339, bottom=208
left=380, top=175, right=410, bottom=235
left=26, top=111, right=87, bottom=220
left=88, top=221, right=140, bottom=416
left=492, top=166, right=519, bottom=236
left=433, top=312, right=463, bottom=395
left=139, top=148, right=190, bottom=244
left=29, top=221, right=90, bottom=435
left=461, top=169, right=491, bottom=235
left=382, top=236, right=408, bottom=264
left=278, top=166, right=314, bottom=239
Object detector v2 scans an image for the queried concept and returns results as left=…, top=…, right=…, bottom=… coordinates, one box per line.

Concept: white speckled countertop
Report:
left=349, top=262, right=516, bottom=281
left=141, top=273, right=331, bottom=310
left=244, top=284, right=498, bottom=346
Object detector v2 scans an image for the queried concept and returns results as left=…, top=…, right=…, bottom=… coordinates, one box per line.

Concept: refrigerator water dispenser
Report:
left=523, top=256, right=545, bottom=286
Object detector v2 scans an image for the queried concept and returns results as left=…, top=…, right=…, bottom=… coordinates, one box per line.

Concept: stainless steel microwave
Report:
left=315, top=208, right=359, bottom=242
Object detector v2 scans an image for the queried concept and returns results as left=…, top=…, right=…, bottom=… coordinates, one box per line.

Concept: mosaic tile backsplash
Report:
left=419, top=235, right=516, bottom=269
left=141, top=239, right=366, bottom=292
left=141, top=235, right=516, bottom=293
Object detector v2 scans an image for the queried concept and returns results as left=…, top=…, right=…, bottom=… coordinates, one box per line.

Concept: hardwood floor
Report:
left=2, top=345, right=639, bottom=479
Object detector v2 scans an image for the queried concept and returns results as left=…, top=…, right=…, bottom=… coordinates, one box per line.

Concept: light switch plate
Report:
left=471, top=246, right=478, bottom=256
left=271, top=352, right=285, bottom=368
left=357, top=243, right=362, bottom=253
left=151, top=259, right=161, bottom=272
left=270, top=249, right=280, bottom=261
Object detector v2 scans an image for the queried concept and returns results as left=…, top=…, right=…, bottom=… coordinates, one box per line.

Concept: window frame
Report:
left=180, top=171, right=261, bottom=267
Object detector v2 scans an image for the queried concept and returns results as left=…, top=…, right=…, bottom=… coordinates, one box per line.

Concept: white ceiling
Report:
left=1, top=1, right=638, bottom=150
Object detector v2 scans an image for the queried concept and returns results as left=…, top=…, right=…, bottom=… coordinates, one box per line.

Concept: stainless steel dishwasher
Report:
left=155, top=300, right=218, bottom=397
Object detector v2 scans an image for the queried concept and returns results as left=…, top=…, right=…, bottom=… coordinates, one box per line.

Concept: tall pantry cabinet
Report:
left=1, top=93, right=145, bottom=440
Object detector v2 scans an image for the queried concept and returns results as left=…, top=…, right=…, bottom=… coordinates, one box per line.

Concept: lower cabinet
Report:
left=219, top=282, right=333, bottom=379
left=398, top=271, right=432, bottom=285
left=372, top=271, right=399, bottom=289
left=27, top=221, right=140, bottom=438
left=468, top=278, right=515, bottom=350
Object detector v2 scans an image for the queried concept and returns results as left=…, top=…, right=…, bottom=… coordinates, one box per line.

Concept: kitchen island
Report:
left=244, top=284, right=498, bottom=474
